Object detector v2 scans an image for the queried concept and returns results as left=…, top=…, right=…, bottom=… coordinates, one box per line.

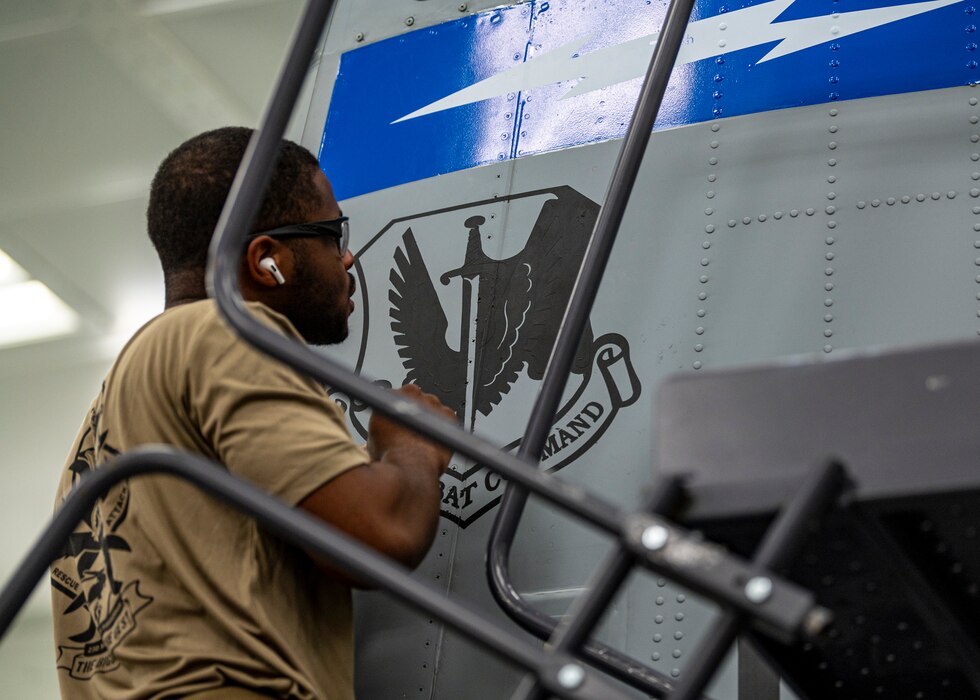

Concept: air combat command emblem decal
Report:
left=331, top=186, right=640, bottom=527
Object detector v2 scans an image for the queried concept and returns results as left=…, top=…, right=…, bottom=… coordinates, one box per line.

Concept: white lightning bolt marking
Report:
left=393, top=0, right=961, bottom=123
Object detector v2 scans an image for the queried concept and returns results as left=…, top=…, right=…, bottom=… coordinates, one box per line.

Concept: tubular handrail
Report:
left=0, top=447, right=634, bottom=700
left=511, top=477, right=689, bottom=700
left=204, top=0, right=821, bottom=643
left=485, top=0, right=703, bottom=693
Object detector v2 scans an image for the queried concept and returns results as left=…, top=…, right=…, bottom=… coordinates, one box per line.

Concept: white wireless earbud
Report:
left=259, top=257, right=286, bottom=285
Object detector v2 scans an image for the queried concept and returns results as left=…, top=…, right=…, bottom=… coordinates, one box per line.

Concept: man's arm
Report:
left=299, top=385, right=454, bottom=582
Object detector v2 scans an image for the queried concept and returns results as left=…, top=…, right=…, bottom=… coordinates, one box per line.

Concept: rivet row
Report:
left=828, top=43, right=841, bottom=102
left=857, top=192, right=956, bottom=209
left=972, top=92, right=980, bottom=336
left=651, top=592, right=688, bottom=671
left=694, top=124, right=723, bottom=369
left=712, top=32, right=727, bottom=118
left=823, top=107, right=839, bottom=353
left=721, top=207, right=827, bottom=228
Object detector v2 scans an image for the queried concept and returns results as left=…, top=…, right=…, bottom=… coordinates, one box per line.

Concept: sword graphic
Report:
left=441, top=215, right=488, bottom=432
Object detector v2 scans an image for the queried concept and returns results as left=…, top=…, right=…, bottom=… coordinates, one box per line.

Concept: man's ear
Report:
left=243, top=236, right=291, bottom=289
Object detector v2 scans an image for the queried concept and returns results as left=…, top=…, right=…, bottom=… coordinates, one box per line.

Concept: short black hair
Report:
left=147, top=126, right=321, bottom=275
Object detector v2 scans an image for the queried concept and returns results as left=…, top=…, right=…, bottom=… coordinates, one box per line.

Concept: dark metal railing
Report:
left=0, top=0, right=834, bottom=697
left=0, top=448, right=634, bottom=700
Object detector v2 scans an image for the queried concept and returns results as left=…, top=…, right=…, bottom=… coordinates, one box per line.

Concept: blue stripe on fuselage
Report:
left=321, top=0, right=972, bottom=200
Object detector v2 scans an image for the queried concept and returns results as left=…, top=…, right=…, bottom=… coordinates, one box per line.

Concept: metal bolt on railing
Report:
left=641, top=524, right=670, bottom=551
left=556, top=664, right=586, bottom=690
left=744, top=577, right=774, bottom=604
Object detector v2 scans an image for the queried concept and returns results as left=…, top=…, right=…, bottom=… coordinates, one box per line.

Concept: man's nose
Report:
left=342, top=250, right=354, bottom=269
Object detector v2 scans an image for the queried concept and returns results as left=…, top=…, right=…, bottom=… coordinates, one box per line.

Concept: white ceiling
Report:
left=0, top=0, right=310, bottom=376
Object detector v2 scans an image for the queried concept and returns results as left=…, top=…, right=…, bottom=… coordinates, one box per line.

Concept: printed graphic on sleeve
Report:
left=321, top=0, right=970, bottom=199
left=52, top=400, right=152, bottom=682
left=330, top=186, right=640, bottom=527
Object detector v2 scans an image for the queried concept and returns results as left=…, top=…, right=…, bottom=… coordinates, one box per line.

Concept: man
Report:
left=50, top=127, right=455, bottom=699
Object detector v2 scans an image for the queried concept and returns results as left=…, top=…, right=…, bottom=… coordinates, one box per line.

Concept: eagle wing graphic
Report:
left=389, top=228, right=467, bottom=415
left=472, top=188, right=599, bottom=415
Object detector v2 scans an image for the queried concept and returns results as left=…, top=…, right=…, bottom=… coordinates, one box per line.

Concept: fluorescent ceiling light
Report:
left=0, top=280, right=80, bottom=349
left=0, top=250, right=28, bottom=286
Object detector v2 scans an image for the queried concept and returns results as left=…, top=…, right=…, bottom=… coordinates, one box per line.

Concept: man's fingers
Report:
left=398, top=383, right=456, bottom=419
left=437, top=405, right=459, bottom=423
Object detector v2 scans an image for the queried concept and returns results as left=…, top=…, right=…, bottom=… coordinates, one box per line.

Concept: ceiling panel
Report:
left=159, top=0, right=305, bottom=117
left=0, top=0, right=75, bottom=34
left=0, top=29, right=187, bottom=217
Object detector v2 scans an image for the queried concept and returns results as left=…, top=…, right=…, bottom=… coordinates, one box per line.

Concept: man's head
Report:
left=147, top=126, right=355, bottom=344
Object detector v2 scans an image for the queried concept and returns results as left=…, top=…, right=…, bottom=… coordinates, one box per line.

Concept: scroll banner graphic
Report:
left=335, top=333, right=640, bottom=527
left=56, top=581, right=152, bottom=680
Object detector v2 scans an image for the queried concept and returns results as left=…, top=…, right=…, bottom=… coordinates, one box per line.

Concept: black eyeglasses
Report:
left=249, top=216, right=350, bottom=256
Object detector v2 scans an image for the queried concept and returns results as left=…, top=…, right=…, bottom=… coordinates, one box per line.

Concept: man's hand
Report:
left=366, top=384, right=456, bottom=469
left=300, top=383, right=457, bottom=584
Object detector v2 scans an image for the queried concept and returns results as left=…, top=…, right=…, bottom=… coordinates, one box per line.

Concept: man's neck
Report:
left=164, top=270, right=208, bottom=309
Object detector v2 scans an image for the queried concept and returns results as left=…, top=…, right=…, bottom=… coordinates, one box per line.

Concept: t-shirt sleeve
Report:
left=185, top=307, right=368, bottom=506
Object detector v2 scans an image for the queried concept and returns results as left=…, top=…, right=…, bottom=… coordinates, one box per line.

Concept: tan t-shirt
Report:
left=50, top=300, right=368, bottom=700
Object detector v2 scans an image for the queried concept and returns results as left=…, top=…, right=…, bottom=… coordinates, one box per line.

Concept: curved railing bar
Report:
left=484, top=0, right=701, bottom=693
left=202, top=0, right=821, bottom=645
left=0, top=447, right=634, bottom=700
left=511, top=480, right=689, bottom=700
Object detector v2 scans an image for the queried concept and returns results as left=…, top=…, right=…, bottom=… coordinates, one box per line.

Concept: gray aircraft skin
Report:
left=292, top=0, right=977, bottom=696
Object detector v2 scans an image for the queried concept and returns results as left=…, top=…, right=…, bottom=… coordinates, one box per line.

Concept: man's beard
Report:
left=289, top=258, right=351, bottom=346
